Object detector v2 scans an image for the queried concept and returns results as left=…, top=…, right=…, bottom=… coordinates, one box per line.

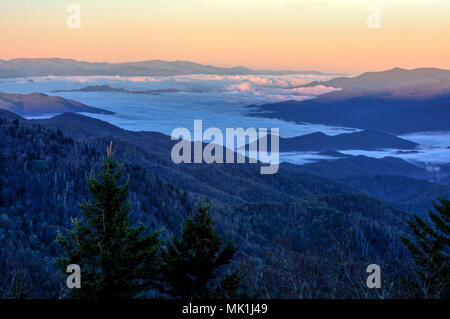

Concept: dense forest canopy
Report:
left=0, top=111, right=447, bottom=298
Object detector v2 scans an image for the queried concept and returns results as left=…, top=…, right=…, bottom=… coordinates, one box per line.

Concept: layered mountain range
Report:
left=300, top=67, right=450, bottom=90
left=0, top=64, right=449, bottom=298
left=2, top=107, right=448, bottom=297
left=0, top=58, right=325, bottom=78
left=1, top=108, right=447, bottom=212
left=251, top=68, right=450, bottom=134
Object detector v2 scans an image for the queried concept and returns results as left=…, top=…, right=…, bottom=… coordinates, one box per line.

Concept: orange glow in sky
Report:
left=1, top=0, right=449, bottom=73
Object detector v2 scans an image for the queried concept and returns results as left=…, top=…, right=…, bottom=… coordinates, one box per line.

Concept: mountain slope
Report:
left=250, top=86, right=450, bottom=134
left=247, top=68, right=450, bottom=134
left=0, top=110, right=351, bottom=204
left=282, top=155, right=450, bottom=216
left=282, top=155, right=429, bottom=180
left=0, top=92, right=113, bottom=116
left=0, top=109, right=413, bottom=298
left=301, top=67, right=450, bottom=90
left=341, top=175, right=450, bottom=216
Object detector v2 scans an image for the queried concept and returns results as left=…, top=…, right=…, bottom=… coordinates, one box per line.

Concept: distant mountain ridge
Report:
left=277, top=130, right=418, bottom=152
left=250, top=68, right=450, bottom=134
left=0, top=58, right=326, bottom=78
left=0, top=92, right=113, bottom=116
left=251, top=93, right=450, bottom=134
left=246, top=130, right=418, bottom=153
left=300, top=67, right=450, bottom=90
left=52, top=84, right=181, bottom=95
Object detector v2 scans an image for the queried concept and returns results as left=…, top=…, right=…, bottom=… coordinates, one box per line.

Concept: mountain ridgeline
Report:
left=250, top=68, right=450, bottom=134
left=300, top=67, right=450, bottom=90
left=0, top=109, right=434, bottom=298
left=0, top=92, right=113, bottom=117
left=0, top=58, right=325, bottom=78
left=1, top=65, right=449, bottom=299
left=249, top=130, right=418, bottom=153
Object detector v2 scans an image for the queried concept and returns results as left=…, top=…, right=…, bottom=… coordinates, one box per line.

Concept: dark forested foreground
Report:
left=0, top=110, right=448, bottom=299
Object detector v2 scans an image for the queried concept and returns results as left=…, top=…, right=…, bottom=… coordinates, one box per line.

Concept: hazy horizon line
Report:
left=3, top=56, right=449, bottom=76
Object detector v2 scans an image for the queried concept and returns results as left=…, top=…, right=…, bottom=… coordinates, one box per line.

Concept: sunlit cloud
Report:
left=289, top=85, right=341, bottom=95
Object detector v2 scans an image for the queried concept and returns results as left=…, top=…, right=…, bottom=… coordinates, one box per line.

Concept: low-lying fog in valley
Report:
left=1, top=74, right=449, bottom=168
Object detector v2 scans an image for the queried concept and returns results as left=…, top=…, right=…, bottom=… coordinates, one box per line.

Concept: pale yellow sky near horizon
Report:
left=0, top=0, right=449, bottom=73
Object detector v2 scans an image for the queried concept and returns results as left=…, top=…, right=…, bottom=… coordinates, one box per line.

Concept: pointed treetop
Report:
left=107, top=141, right=113, bottom=160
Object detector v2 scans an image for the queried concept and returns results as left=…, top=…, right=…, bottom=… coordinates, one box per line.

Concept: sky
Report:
left=0, top=0, right=449, bottom=73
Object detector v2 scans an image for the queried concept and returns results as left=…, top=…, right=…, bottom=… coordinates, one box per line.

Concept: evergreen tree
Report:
left=57, top=143, right=162, bottom=299
left=401, top=197, right=449, bottom=299
left=163, top=204, right=242, bottom=298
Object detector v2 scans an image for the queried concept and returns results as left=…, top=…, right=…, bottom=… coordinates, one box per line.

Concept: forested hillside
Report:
left=0, top=111, right=422, bottom=298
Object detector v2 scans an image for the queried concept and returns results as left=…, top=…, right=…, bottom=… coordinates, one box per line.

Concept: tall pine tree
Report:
left=163, top=204, right=242, bottom=298
left=401, top=197, right=449, bottom=299
left=57, top=143, right=162, bottom=299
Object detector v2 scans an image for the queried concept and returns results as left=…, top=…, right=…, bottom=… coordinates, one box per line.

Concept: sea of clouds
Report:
left=0, top=73, right=347, bottom=138
left=1, top=74, right=449, bottom=166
